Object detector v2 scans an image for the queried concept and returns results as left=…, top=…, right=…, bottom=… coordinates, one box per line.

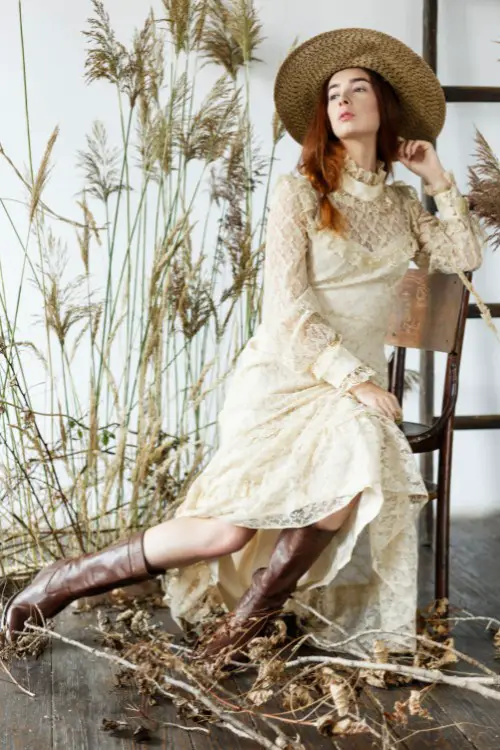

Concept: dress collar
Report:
left=339, top=154, right=388, bottom=201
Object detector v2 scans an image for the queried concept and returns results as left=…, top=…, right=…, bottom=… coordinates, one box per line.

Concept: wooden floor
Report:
left=1, top=513, right=500, bottom=750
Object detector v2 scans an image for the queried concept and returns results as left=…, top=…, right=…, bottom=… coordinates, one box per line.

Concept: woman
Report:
left=2, top=29, right=485, bottom=658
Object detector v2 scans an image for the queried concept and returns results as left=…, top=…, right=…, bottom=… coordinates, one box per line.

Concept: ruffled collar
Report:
left=340, top=154, right=388, bottom=202
left=343, top=154, right=387, bottom=185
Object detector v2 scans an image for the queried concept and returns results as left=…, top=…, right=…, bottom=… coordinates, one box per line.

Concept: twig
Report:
left=302, top=626, right=499, bottom=677
left=394, top=720, right=496, bottom=745
left=161, top=720, right=209, bottom=734
left=24, top=624, right=287, bottom=750
left=0, top=656, right=35, bottom=697
left=447, top=613, right=500, bottom=630
left=291, top=599, right=370, bottom=658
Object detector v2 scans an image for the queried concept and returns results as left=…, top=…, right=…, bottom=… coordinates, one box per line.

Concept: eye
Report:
left=328, top=86, right=367, bottom=101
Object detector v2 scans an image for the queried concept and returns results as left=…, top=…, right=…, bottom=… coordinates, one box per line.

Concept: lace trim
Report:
left=343, top=154, right=387, bottom=186
left=338, top=365, right=376, bottom=395
left=423, top=170, right=454, bottom=197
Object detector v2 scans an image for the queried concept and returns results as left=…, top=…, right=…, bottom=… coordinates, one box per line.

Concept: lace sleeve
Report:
left=396, top=174, right=486, bottom=274
left=261, top=174, right=375, bottom=392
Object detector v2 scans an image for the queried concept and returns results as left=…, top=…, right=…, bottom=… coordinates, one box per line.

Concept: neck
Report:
left=341, top=140, right=378, bottom=173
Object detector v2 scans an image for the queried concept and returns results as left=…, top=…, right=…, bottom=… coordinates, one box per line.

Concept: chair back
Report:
left=386, top=268, right=468, bottom=353
left=385, top=268, right=471, bottom=403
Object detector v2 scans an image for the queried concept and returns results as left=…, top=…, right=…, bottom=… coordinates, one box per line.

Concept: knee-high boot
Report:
left=196, top=525, right=336, bottom=661
left=1, top=531, right=161, bottom=642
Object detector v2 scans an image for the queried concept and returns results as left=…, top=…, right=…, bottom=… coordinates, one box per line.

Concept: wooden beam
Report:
left=420, top=0, right=438, bottom=546
left=468, top=303, right=500, bottom=319
left=454, top=415, right=500, bottom=430
left=423, top=0, right=438, bottom=69
left=444, top=86, right=500, bottom=103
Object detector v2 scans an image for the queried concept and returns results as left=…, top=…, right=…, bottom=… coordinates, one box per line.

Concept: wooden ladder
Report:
left=420, top=0, right=500, bottom=545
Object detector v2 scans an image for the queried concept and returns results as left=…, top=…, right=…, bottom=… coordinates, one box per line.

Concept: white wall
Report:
left=0, top=0, right=499, bottom=516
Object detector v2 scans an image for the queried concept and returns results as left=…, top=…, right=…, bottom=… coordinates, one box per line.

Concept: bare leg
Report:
left=143, top=517, right=256, bottom=570
left=313, top=492, right=362, bottom=531
left=2, top=517, right=256, bottom=641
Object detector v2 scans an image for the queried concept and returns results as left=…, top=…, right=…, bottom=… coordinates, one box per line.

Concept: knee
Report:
left=209, top=522, right=255, bottom=557
left=314, top=493, right=361, bottom=532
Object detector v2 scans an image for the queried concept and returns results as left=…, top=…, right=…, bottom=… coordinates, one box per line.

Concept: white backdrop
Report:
left=0, top=0, right=499, bottom=516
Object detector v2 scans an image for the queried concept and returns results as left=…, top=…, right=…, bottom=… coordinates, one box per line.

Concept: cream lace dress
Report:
left=164, top=155, right=485, bottom=655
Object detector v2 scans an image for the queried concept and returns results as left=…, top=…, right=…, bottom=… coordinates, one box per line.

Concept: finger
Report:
left=377, top=399, right=395, bottom=420
left=385, top=395, right=402, bottom=421
left=389, top=393, right=402, bottom=409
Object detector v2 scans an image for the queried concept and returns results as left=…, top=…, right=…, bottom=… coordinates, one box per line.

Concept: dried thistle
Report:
left=84, top=2, right=164, bottom=108
left=200, top=0, right=264, bottom=78
left=329, top=679, right=350, bottom=717
left=35, top=234, right=99, bottom=347
left=29, top=126, right=59, bottom=224
left=162, top=0, right=191, bottom=53
left=272, top=110, right=286, bottom=146
left=282, top=681, right=314, bottom=711
left=179, top=75, right=240, bottom=163
left=408, top=689, right=431, bottom=718
left=372, top=639, right=389, bottom=664
left=247, top=688, right=274, bottom=706
left=77, top=121, right=125, bottom=203
left=76, top=192, right=101, bottom=274
left=138, top=74, right=189, bottom=176
left=210, top=124, right=266, bottom=308
left=468, top=128, right=500, bottom=251
left=225, top=0, right=265, bottom=64
left=167, top=250, right=216, bottom=340
left=83, top=0, right=128, bottom=86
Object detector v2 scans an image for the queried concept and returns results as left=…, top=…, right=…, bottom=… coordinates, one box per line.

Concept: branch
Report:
left=284, top=655, right=500, bottom=700
left=24, top=624, right=292, bottom=750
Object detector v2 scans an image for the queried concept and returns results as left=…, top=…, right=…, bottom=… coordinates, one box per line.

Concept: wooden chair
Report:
left=385, top=267, right=471, bottom=603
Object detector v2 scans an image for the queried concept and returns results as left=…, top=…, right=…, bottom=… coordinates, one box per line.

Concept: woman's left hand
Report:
left=397, top=139, right=449, bottom=189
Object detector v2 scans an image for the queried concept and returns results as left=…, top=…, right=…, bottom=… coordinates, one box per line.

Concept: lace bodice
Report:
left=259, top=155, right=486, bottom=392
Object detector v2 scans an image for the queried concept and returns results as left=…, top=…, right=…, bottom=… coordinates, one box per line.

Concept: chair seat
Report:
left=401, top=420, right=440, bottom=453
left=401, top=421, right=430, bottom=438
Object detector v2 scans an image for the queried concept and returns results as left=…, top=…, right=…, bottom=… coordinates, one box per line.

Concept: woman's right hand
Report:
left=348, top=381, right=403, bottom=422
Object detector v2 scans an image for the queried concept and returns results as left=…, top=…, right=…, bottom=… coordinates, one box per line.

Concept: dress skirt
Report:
left=163, top=332, right=429, bottom=656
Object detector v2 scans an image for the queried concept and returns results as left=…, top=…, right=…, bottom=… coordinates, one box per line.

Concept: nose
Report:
left=337, top=92, right=350, bottom=106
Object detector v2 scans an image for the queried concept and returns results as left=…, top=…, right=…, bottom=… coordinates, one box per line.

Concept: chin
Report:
left=333, top=125, right=362, bottom=139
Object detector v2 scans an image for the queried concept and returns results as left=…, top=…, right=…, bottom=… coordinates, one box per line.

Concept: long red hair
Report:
left=299, top=69, right=402, bottom=233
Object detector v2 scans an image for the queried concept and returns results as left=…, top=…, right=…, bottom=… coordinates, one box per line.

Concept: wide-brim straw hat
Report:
left=274, top=28, right=446, bottom=145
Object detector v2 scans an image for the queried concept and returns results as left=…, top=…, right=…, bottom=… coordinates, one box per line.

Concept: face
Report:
left=326, top=67, right=380, bottom=140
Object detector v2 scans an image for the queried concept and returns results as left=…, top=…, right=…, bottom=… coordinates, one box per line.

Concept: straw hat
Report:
left=274, top=28, right=446, bottom=145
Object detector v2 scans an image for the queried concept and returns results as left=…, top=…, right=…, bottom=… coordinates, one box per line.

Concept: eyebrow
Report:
left=328, top=77, right=371, bottom=90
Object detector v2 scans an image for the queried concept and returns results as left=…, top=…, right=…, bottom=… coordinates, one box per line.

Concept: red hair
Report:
left=298, top=69, right=402, bottom=233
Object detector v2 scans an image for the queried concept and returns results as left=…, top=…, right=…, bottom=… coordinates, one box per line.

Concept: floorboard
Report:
left=1, top=513, right=500, bottom=749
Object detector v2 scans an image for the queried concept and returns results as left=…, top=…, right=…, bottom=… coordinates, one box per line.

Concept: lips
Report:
left=339, top=112, right=354, bottom=121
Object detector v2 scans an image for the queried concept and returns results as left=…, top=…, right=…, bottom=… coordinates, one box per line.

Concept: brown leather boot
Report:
left=1, top=530, right=161, bottom=642
left=195, top=525, right=336, bottom=663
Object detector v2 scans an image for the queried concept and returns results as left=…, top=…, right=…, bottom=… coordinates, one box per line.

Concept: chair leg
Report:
left=419, top=498, right=434, bottom=548
left=435, top=421, right=454, bottom=607
left=419, top=453, right=434, bottom=547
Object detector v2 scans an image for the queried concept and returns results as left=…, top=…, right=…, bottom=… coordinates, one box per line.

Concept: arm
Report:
left=261, top=174, right=375, bottom=392
left=398, top=173, right=487, bottom=273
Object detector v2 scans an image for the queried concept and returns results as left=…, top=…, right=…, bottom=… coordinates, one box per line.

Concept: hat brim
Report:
left=274, top=28, right=446, bottom=145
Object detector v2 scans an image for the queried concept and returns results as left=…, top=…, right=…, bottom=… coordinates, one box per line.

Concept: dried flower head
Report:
left=468, top=128, right=500, bottom=252
left=200, top=0, right=264, bottom=78
left=77, top=121, right=125, bottom=203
